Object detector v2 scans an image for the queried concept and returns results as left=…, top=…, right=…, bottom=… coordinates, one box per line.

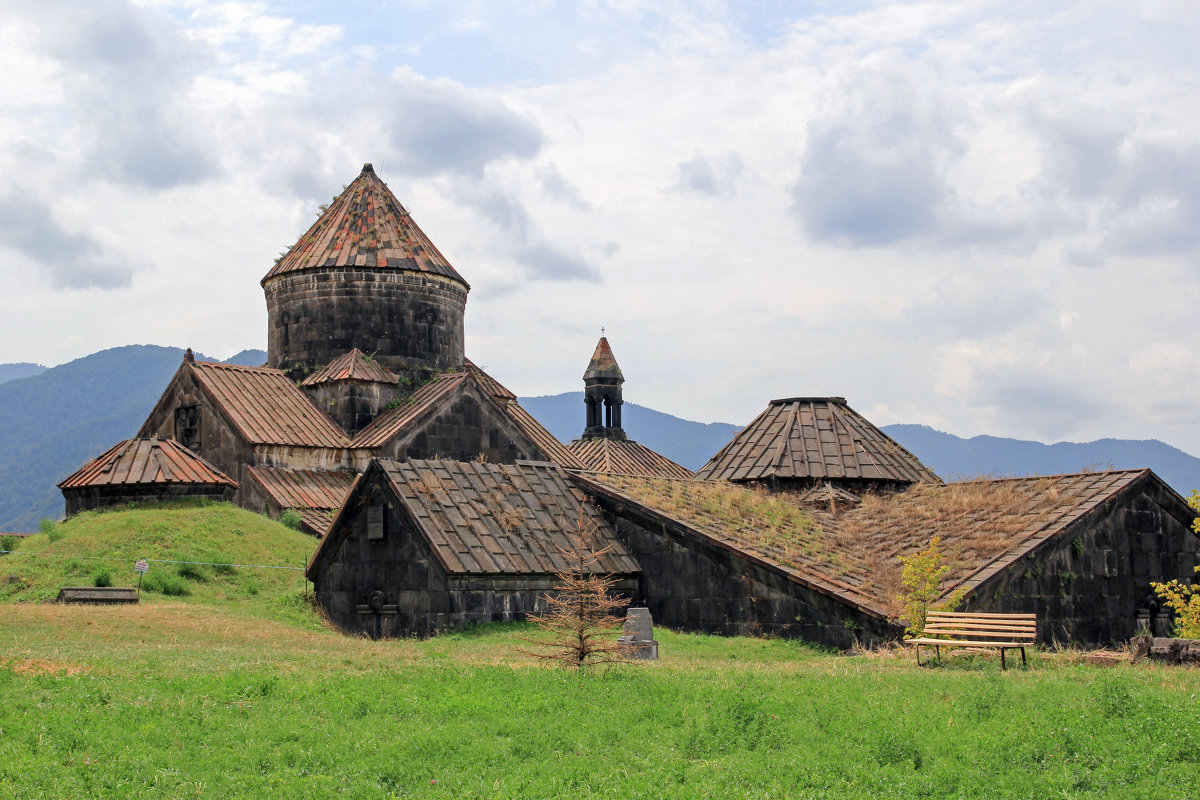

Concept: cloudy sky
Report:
left=3, top=0, right=1200, bottom=454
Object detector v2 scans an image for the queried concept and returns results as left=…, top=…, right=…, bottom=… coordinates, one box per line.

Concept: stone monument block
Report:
left=618, top=607, right=659, bottom=660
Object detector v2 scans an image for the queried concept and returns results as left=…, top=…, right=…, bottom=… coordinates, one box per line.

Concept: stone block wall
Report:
left=600, top=503, right=901, bottom=649
left=311, top=476, right=638, bottom=638
left=265, top=269, right=467, bottom=381
left=965, top=479, right=1200, bottom=646
left=379, top=388, right=539, bottom=465
left=64, top=484, right=236, bottom=516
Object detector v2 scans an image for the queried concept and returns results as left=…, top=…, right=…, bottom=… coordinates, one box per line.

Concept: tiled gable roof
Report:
left=262, top=163, right=466, bottom=286
left=698, top=397, right=937, bottom=485
left=569, top=437, right=693, bottom=479
left=58, top=438, right=236, bottom=490
left=312, top=459, right=640, bottom=578
left=579, top=469, right=1162, bottom=616
left=190, top=361, right=350, bottom=447
left=245, top=466, right=355, bottom=511
left=300, top=348, right=399, bottom=386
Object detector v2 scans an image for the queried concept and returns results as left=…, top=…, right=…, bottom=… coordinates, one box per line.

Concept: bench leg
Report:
left=916, top=644, right=922, bottom=666
left=1021, top=647, right=1026, bottom=667
left=1001, top=648, right=1006, bottom=670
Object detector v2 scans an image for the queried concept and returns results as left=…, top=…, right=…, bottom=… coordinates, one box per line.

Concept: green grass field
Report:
left=2, top=504, right=1199, bottom=798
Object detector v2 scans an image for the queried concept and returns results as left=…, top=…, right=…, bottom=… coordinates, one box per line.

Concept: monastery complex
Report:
left=59, top=165, right=1200, bottom=649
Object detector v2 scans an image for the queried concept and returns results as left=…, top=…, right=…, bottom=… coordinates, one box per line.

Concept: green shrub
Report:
left=0, top=535, right=17, bottom=554
left=141, top=569, right=190, bottom=596
left=44, top=519, right=64, bottom=543
left=176, top=560, right=210, bottom=582
left=207, top=552, right=236, bottom=576
left=92, top=568, right=112, bottom=588
left=279, top=509, right=303, bottom=530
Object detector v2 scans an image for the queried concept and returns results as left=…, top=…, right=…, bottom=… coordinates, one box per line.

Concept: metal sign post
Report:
left=134, top=559, right=149, bottom=598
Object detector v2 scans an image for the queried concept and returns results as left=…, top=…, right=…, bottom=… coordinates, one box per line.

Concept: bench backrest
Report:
left=920, top=611, right=1036, bottom=644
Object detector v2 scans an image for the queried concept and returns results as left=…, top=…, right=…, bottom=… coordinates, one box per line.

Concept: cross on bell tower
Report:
left=581, top=333, right=626, bottom=441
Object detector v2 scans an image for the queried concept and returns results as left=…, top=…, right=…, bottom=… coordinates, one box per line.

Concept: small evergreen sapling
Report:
left=524, top=509, right=630, bottom=668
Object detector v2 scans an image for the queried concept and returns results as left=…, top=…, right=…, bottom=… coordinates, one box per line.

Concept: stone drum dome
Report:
left=262, top=164, right=470, bottom=381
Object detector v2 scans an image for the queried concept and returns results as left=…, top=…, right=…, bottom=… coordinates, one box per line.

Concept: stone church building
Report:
left=61, top=164, right=1200, bottom=649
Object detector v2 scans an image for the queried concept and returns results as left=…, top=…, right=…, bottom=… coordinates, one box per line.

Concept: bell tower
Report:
left=581, top=335, right=625, bottom=440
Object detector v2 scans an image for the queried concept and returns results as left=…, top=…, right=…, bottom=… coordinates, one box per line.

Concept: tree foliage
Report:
left=1149, top=489, right=1200, bottom=638
left=897, top=536, right=963, bottom=636
left=525, top=511, right=630, bottom=669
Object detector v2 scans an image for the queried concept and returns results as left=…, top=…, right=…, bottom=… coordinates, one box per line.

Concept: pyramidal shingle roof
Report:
left=697, top=397, right=938, bottom=485
left=300, top=348, right=400, bottom=386
left=582, top=337, right=623, bottom=382
left=262, top=163, right=467, bottom=286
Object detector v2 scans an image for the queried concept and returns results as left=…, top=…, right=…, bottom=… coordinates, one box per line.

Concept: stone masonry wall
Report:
left=964, top=479, right=1200, bottom=647
left=266, top=269, right=467, bottom=382
left=313, top=476, right=638, bottom=638
left=64, top=484, right=236, bottom=517
left=137, top=368, right=256, bottom=500
left=376, top=386, right=541, bottom=465
left=598, top=502, right=902, bottom=649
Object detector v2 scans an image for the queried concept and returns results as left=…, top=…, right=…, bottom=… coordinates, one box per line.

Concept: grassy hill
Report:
left=0, top=501, right=319, bottom=628
left=2, top=504, right=1199, bottom=797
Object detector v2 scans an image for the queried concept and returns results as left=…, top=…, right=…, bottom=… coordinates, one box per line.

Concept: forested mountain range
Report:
left=1, top=346, right=1194, bottom=531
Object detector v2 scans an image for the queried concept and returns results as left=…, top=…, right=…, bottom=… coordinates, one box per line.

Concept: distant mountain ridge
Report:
left=1, top=347, right=1195, bottom=531
left=882, top=424, right=1200, bottom=496
left=517, top=392, right=742, bottom=472
left=0, top=363, right=47, bottom=384
left=0, top=347, right=265, bottom=531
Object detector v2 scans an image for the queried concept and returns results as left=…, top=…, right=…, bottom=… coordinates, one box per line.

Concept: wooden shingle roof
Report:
left=59, top=438, right=236, bottom=490
left=262, top=163, right=466, bottom=286
left=300, top=348, right=400, bottom=386
left=190, top=361, right=350, bottom=447
left=311, top=459, right=640, bottom=578
left=697, top=397, right=938, bottom=485
left=568, top=437, right=693, bottom=479
left=580, top=469, right=1168, bottom=616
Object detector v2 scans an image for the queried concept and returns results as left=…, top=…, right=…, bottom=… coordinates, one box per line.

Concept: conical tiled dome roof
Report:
left=262, top=163, right=467, bottom=287
left=583, top=337, right=623, bottom=382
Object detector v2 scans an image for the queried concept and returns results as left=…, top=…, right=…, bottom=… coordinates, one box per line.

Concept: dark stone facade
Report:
left=302, top=380, right=399, bottom=436
left=138, top=368, right=259, bottom=489
left=265, top=268, right=468, bottom=382
left=963, top=476, right=1198, bottom=645
left=594, top=499, right=902, bottom=649
left=375, top=385, right=547, bottom=464
left=312, top=481, right=638, bottom=638
left=63, top=483, right=236, bottom=516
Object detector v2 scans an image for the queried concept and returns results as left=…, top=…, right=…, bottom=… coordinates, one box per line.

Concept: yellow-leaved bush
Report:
left=898, top=536, right=965, bottom=637
left=1149, top=490, right=1200, bottom=639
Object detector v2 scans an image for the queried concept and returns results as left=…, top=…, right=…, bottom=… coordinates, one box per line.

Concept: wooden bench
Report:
left=908, top=611, right=1036, bottom=669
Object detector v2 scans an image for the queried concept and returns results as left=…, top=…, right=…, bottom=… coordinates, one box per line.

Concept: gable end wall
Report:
left=963, top=480, right=1200, bottom=646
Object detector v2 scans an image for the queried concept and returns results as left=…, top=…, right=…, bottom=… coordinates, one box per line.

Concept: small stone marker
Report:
left=618, top=607, right=659, bottom=660
left=56, top=587, right=139, bottom=604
